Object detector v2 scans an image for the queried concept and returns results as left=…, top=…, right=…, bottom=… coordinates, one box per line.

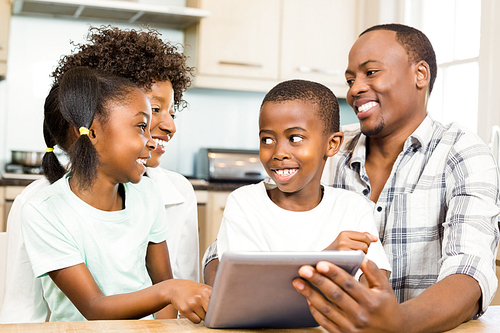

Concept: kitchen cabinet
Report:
left=0, top=0, right=11, bottom=79
left=280, top=0, right=357, bottom=96
left=185, top=0, right=281, bottom=92
left=10, top=0, right=210, bottom=29
left=198, top=191, right=230, bottom=258
left=184, top=0, right=358, bottom=97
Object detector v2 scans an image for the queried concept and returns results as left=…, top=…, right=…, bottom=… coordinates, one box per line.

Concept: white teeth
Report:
left=153, top=138, right=168, bottom=149
left=136, top=158, right=147, bottom=166
left=275, top=169, right=297, bottom=176
left=358, top=101, right=378, bottom=113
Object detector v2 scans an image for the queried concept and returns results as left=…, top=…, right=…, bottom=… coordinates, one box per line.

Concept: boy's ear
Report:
left=415, top=60, right=430, bottom=90
left=326, top=132, right=344, bottom=157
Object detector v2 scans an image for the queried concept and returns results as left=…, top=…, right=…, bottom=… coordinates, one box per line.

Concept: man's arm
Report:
left=293, top=259, right=481, bottom=333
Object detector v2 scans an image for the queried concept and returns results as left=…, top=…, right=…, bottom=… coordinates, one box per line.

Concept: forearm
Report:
left=83, top=280, right=175, bottom=320
left=399, top=274, right=481, bottom=333
left=156, top=304, right=178, bottom=319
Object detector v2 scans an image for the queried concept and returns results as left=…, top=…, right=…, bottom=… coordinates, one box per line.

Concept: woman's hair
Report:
left=51, top=25, right=193, bottom=111
left=43, top=66, right=139, bottom=188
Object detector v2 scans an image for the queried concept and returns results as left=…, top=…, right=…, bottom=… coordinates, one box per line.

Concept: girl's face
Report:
left=144, top=80, right=176, bottom=168
left=94, top=88, right=156, bottom=184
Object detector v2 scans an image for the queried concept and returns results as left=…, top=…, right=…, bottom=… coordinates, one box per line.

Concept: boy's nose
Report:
left=273, top=143, right=290, bottom=161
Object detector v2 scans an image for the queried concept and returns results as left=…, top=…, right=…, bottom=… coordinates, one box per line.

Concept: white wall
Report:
left=0, top=15, right=357, bottom=177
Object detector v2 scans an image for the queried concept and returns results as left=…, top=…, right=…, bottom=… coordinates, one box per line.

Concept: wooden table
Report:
left=1, top=306, right=498, bottom=332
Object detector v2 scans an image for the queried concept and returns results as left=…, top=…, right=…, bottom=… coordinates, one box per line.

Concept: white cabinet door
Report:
left=0, top=0, right=11, bottom=77
left=187, top=0, right=281, bottom=81
left=280, top=0, right=357, bottom=98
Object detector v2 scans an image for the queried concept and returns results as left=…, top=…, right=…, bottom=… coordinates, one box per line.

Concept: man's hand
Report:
left=323, top=231, right=378, bottom=253
left=293, top=259, right=404, bottom=333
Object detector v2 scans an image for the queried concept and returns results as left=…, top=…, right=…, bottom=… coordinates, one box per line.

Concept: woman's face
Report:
left=143, top=81, right=176, bottom=168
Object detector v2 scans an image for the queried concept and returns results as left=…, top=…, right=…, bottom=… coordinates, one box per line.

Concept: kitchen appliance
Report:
left=4, top=150, right=45, bottom=176
left=196, top=148, right=266, bottom=182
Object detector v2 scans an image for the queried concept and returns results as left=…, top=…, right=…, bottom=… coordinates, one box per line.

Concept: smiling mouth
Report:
left=357, top=101, right=378, bottom=113
left=154, top=137, right=170, bottom=150
left=272, top=168, right=298, bottom=182
left=136, top=158, right=148, bottom=166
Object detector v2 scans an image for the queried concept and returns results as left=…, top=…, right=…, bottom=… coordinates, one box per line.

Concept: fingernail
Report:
left=300, top=266, right=313, bottom=278
left=317, top=261, right=329, bottom=273
left=294, top=280, right=305, bottom=290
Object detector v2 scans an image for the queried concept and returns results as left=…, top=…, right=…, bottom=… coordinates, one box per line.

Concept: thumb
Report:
left=359, top=258, right=388, bottom=289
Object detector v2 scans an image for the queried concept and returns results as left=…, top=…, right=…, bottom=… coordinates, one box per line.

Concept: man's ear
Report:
left=326, top=132, right=344, bottom=157
left=415, top=60, right=430, bottom=90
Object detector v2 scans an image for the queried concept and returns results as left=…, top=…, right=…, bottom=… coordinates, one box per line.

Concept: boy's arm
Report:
left=145, top=241, right=177, bottom=319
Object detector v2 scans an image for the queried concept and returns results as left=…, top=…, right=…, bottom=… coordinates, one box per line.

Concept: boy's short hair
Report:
left=361, top=23, right=437, bottom=94
left=261, top=79, right=339, bottom=134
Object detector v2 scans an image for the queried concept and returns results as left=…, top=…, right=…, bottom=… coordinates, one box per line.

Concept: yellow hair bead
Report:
left=79, top=127, right=90, bottom=136
left=45, top=147, right=54, bottom=153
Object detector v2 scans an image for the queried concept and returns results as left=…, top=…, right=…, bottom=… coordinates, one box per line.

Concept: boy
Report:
left=215, top=79, right=391, bottom=278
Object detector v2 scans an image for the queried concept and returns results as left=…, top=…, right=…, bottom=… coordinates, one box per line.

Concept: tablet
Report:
left=204, top=250, right=365, bottom=329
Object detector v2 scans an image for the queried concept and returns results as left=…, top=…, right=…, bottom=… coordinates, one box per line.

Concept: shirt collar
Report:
left=145, top=167, right=185, bottom=206
left=347, top=115, right=434, bottom=168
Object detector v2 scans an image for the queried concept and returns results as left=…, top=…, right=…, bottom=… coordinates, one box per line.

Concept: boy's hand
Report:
left=168, top=280, right=212, bottom=323
left=323, top=231, right=378, bottom=253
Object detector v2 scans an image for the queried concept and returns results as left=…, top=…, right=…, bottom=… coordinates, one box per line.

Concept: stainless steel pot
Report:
left=11, top=150, right=45, bottom=167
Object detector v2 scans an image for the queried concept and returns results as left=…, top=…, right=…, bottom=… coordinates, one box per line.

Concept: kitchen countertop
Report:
left=1, top=306, right=499, bottom=332
left=0, top=173, right=259, bottom=192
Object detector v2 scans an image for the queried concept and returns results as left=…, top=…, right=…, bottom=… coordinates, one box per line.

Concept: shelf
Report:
left=11, top=0, right=210, bottom=29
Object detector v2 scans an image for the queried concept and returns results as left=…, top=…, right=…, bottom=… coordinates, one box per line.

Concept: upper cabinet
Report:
left=280, top=0, right=357, bottom=96
left=185, top=0, right=359, bottom=97
left=11, top=0, right=210, bottom=29
left=0, top=0, right=11, bottom=79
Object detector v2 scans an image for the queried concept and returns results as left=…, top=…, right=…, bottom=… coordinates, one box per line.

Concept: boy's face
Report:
left=259, top=100, right=340, bottom=196
left=345, top=30, right=425, bottom=138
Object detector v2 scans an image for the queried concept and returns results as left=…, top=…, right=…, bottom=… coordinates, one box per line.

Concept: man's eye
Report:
left=171, top=113, right=176, bottom=120
left=290, top=135, right=303, bottom=143
left=346, top=79, right=354, bottom=87
left=152, top=107, right=160, bottom=113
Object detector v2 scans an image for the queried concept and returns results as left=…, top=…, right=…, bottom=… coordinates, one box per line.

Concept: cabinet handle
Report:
left=297, top=66, right=342, bottom=76
left=219, top=61, right=262, bottom=68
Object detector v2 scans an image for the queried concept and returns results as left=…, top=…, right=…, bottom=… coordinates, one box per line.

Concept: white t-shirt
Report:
left=21, top=175, right=168, bottom=322
left=145, top=167, right=199, bottom=281
left=0, top=178, right=50, bottom=323
left=217, top=180, right=391, bottom=273
left=0, top=167, right=199, bottom=323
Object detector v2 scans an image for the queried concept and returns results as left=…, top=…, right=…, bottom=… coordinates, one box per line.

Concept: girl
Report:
left=21, top=67, right=211, bottom=322
left=1, top=26, right=199, bottom=323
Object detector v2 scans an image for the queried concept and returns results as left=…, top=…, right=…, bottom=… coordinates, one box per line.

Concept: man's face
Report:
left=345, top=30, right=424, bottom=139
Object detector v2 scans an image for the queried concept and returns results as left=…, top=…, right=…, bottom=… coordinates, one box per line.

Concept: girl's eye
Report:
left=290, top=135, right=303, bottom=143
left=261, top=137, right=273, bottom=145
left=139, top=123, right=147, bottom=131
left=171, top=113, right=176, bottom=120
left=152, top=107, right=160, bottom=113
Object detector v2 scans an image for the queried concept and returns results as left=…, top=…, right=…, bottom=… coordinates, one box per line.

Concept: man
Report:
left=292, top=23, right=500, bottom=332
